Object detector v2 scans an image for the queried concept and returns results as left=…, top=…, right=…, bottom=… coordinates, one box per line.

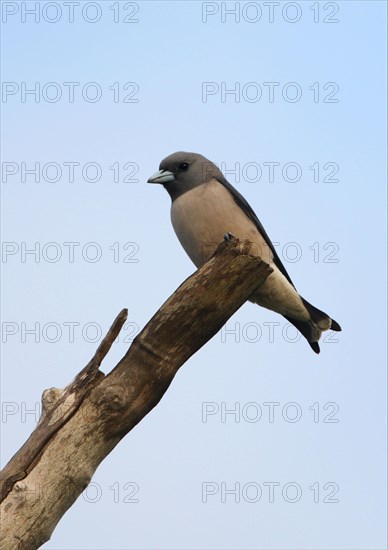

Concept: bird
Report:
left=147, top=151, right=341, bottom=353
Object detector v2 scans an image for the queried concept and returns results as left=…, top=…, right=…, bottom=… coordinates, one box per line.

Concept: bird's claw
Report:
left=224, top=232, right=236, bottom=242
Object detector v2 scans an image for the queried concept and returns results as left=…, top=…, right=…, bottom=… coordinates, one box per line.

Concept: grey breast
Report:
left=170, top=179, right=273, bottom=267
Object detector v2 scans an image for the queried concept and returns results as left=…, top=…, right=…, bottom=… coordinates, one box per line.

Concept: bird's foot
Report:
left=224, top=232, right=236, bottom=242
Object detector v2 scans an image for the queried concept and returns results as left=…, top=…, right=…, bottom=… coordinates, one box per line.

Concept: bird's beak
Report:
left=147, top=169, right=175, bottom=184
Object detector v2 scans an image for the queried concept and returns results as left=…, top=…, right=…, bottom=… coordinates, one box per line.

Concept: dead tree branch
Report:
left=0, top=238, right=272, bottom=549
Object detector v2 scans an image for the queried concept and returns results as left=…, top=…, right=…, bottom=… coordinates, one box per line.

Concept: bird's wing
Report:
left=216, top=176, right=296, bottom=288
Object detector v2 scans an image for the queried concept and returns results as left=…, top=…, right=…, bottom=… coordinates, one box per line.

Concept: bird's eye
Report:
left=179, top=162, right=189, bottom=171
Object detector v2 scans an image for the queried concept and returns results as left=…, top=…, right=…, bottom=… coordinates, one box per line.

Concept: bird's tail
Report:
left=284, top=298, right=342, bottom=354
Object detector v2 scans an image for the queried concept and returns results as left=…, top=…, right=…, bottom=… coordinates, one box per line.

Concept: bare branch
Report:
left=0, top=309, right=128, bottom=502
left=0, top=238, right=272, bottom=549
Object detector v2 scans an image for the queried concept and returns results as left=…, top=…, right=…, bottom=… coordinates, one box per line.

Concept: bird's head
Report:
left=147, top=151, right=222, bottom=200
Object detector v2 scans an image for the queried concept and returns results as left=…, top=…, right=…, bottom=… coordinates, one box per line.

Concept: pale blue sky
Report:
left=1, top=1, right=387, bottom=549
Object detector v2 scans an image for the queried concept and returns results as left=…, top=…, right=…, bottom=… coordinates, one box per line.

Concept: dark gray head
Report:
left=147, top=151, right=223, bottom=201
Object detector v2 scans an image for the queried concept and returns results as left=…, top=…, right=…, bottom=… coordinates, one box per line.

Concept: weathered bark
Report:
left=0, top=238, right=272, bottom=549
